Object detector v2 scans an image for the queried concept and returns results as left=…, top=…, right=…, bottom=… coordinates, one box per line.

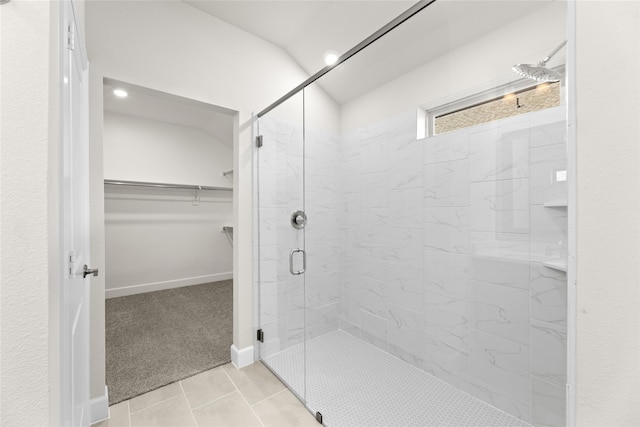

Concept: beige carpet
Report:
left=106, top=280, right=232, bottom=405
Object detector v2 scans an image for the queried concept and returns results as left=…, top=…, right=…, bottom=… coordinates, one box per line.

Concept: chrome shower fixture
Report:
left=513, top=40, right=567, bottom=82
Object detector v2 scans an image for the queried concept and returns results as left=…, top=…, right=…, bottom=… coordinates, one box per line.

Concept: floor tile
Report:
left=252, top=389, right=317, bottom=427
left=181, top=365, right=237, bottom=409
left=129, top=382, right=183, bottom=414
left=93, top=401, right=129, bottom=427
left=192, top=391, right=262, bottom=427
left=223, top=362, right=286, bottom=405
left=129, top=395, right=196, bottom=427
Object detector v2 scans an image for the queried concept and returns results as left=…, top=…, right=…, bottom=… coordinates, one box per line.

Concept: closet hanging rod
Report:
left=104, top=179, right=232, bottom=191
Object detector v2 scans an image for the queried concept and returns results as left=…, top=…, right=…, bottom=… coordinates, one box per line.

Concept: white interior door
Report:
left=61, top=1, right=91, bottom=425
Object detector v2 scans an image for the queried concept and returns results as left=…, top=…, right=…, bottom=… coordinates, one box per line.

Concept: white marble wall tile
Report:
left=530, top=143, right=567, bottom=205
left=257, top=170, right=287, bottom=209
left=389, top=143, right=424, bottom=189
left=359, top=243, right=390, bottom=281
left=360, top=276, right=389, bottom=318
left=340, top=288, right=361, bottom=325
left=257, top=129, right=288, bottom=172
left=389, top=188, right=423, bottom=228
left=286, top=294, right=305, bottom=346
left=467, top=380, right=531, bottom=422
left=339, top=317, right=361, bottom=338
left=286, top=154, right=303, bottom=191
left=286, top=190, right=304, bottom=214
left=361, top=171, right=389, bottom=209
left=470, top=280, right=530, bottom=345
left=258, top=207, right=296, bottom=247
left=531, top=377, right=566, bottom=427
left=423, top=335, right=469, bottom=382
left=424, top=159, right=469, bottom=207
left=306, top=240, right=341, bottom=274
left=531, top=320, right=567, bottom=387
left=470, top=232, right=530, bottom=289
left=306, top=155, right=341, bottom=178
left=424, top=293, right=469, bottom=349
left=307, top=303, right=339, bottom=338
left=387, top=265, right=424, bottom=312
left=469, top=330, right=530, bottom=402
left=530, top=107, right=566, bottom=148
left=305, top=173, right=340, bottom=194
left=305, top=139, right=341, bottom=161
left=305, top=208, right=341, bottom=241
left=388, top=303, right=424, bottom=356
left=530, top=205, right=568, bottom=262
left=361, top=309, right=389, bottom=351
left=423, top=131, right=469, bottom=165
left=259, top=282, right=288, bottom=325
left=361, top=208, right=390, bottom=244
left=305, top=272, right=340, bottom=308
left=470, top=178, right=530, bottom=234
left=258, top=245, right=299, bottom=285
left=360, top=135, right=390, bottom=175
left=531, top=262, right=567, bottom=326
left=469, top=128, right=529, bottom=183
left=389, top=343, right=424, bottom=370
left=386, top=227, right=423, bottom=270
left=424, top=207, right=469, bottom=254
left=424, top=250, right=469, bottom=299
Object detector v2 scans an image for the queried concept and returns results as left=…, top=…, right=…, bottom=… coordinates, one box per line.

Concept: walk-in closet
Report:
left=102, top=79, right=235, bottom=404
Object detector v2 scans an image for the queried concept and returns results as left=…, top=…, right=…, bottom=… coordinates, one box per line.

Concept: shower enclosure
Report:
left=255, top=1, right=570, bottom=425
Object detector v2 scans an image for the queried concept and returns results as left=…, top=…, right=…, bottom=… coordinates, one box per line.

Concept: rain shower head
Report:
left=513, top=40, right=567, bottom=82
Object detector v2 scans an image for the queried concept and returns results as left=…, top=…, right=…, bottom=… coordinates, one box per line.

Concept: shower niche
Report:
left=255, top=1, right=569, bottom=426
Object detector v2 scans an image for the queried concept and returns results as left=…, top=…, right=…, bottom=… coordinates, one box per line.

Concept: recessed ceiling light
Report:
left=113, top=88, right=128, bottom=98
left=323, top=50, right=340, bottom=66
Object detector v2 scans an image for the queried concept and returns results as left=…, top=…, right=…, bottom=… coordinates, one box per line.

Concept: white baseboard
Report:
left=230, top=344, right=255, bottom=369
left=105, top=273, right=233, bottom=299
left=90, top=386, right=109, bottom=425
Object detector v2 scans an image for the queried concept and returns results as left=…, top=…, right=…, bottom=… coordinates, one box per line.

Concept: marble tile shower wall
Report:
left=257, top=116, right=343, bottom=358
left=339, top=106, right=567, bottom=426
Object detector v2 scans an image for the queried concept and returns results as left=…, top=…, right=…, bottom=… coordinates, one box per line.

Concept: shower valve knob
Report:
left=291, top=210, right=307, bottom=229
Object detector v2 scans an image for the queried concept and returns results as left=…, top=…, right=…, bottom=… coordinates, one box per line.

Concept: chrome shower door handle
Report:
left=289, top=248, right=306, bottom=275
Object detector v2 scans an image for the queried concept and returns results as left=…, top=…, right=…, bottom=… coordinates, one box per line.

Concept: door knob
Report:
left=83, top=265, right=99, bottom=278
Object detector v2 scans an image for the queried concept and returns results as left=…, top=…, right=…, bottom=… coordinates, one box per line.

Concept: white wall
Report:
left=575, top=1, right=640, bottom=425
left=103, top=112, right=233, bottom=187
left=103, top=112, right=233, bottom=297
left=0, top=0, right=60, bottom=424
left=340, top=2, right=566, bottom=132
left=86, top=0, right=339, bottom=399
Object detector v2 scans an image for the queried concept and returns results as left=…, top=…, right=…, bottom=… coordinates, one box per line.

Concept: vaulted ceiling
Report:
left=184, top=0, right=552, bottom=105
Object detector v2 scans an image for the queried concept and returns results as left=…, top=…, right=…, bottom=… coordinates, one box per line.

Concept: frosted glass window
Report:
left=434, top=82, right=560, bottom=135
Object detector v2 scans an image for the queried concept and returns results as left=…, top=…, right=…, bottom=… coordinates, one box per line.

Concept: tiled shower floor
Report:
left=263, top=331, right=531, bottom=427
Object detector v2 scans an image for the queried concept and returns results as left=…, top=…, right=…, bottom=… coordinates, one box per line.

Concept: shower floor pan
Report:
left=263, top=330, right=530, bottom=427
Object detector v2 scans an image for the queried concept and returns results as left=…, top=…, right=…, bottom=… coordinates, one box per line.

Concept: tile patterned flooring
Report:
left=94, top=362, right=317, bottom=427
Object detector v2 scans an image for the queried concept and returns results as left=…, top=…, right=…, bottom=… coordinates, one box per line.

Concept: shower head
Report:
left=512, top=62, right=563, bottom=82
left=513, top=40, right=567, bottom=82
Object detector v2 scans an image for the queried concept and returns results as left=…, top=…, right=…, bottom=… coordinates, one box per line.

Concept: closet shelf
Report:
left=543, top=259, right=567, bottom=272
left=543, top=200, right=568, bottom=207
left=104, top=179, right=232, bottom=191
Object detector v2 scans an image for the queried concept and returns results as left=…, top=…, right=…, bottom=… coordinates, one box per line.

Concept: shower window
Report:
left=427, top=81, right=561, bottom=136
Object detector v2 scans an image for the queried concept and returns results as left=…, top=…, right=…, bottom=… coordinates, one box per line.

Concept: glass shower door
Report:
left=256, top=92, right=307, bottom=404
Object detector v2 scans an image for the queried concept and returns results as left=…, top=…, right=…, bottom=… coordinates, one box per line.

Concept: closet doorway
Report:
left=102, top=79, right=236, bottom=404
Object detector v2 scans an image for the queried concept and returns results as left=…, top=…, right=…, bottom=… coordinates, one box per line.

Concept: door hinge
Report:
left=255, top=135, right=263, bottom=148
left=67, top=23, right=75, bottom=50
left=315, top=412, right=323, bottom=424
left=257, top=329, right=264, bottom=343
